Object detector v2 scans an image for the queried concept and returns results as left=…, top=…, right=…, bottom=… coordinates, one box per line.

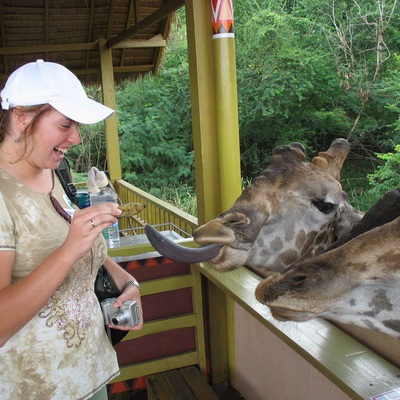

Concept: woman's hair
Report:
left=0, top=108, right=12, bottom=143
left=0, top=104, right=53, bottom=161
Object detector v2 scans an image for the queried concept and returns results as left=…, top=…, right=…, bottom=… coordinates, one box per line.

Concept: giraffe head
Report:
left=145, top=139, right=363, bottom=275
left=255, top=212, right=400, bottom=338
left=192, top=138, right=362, bottom=274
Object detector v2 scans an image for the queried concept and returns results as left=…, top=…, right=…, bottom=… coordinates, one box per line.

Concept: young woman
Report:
left=0, top=60, right=143, bottom=400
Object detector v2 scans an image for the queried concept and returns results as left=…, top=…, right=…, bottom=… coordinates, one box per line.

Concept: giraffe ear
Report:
left=269, top=142, right=306, bottom=168
left=311, top=138, right=350, bottom=180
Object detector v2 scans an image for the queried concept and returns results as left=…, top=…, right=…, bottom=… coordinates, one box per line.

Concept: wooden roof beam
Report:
left=107, top=0, right=184, bottom=49
left=120, top=0, right=136, bottom=67
left=86, top=0, right=96, bottom=68
left=115, top=35, right=166, bottom=49
left=106, top=0, right=116, bottom=40
left=152, top=16, right=170, bottom=76
left=0, top=64, right=154, bottom=81
left=134, top=0, right=141, bottom=25
left=44, top=0, right=49, bottom=59
left=0, top=42, right=101, bottom=55
left=0, top=2, right=8, bottom=72
left=0, top=36, right=166, bottom=56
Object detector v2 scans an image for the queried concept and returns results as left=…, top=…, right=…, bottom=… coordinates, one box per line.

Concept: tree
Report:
left=116, top=10, right=195, bottom=205
left=321, top=0, right=399, bottom=137
left=235, top=0, right=353, bottom=177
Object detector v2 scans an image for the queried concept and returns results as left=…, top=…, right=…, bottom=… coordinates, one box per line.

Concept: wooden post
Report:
left=98, top=38, right=122, bottom=182
left=211, top=0, right=241, bottom=386
left=186, top=1, right=221, bottom=225
left=211, top=0, right=242, bottom=210
left=186, top=0, right=241, bottom=386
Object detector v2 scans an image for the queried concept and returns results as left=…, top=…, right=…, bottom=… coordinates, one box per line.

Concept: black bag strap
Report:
left=55, top=158, right=78, bottom=205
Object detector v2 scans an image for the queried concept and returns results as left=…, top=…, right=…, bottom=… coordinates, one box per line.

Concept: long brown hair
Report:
left=0, top=104, right=53, bottom=161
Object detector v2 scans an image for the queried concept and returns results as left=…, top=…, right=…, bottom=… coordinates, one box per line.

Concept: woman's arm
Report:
left=0, top=203, right=122, bottom=346
left=103, top=256, right=143, bottom=331
left=0, top=244, right=78, bottom=346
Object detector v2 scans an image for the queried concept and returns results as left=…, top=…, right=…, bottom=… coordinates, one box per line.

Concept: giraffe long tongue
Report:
left=145, top=224, right=223, bottom=263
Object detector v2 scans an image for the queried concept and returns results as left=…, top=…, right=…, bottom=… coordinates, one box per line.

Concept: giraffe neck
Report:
left=322, top=283, right=400, bottom=338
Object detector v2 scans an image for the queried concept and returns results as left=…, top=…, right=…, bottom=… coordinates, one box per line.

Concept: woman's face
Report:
left=22, top=108, right=81, bottom=170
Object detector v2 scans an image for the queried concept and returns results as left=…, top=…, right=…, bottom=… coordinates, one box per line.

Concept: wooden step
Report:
left=146, top=366, right=219, bottom=400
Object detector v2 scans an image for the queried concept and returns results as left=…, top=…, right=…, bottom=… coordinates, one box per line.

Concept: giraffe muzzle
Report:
left=145, top=224, right=223, bottom=263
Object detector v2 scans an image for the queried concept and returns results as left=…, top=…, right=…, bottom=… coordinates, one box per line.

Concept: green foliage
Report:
left=366, top=145, right=400, bottom=204
left=342, top=144, right=400, bottom=213
left=159, top=184, right=198, bottom=216
left=235, top=0, right=354, bottom=177
left=68, top=86, right=107, bottom=173
left=373, top=54, right=400, bottom=149
left=117, top=76, right=194, bottom=194
left=234, top=0, right=400, bottom=179
left=116, top=11, right=194, bottom=198
left=340, top=156, right=378, bottom=212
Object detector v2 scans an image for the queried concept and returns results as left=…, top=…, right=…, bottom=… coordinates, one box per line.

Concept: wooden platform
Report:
left=146, top=366, right=219, bottom=400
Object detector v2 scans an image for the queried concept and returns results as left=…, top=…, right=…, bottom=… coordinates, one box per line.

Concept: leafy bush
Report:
left=116, top=11, right=195, bottom=199
left=68, top=85, right=107, bottom=173
left=366, top=145, right=400, bottom=205
left=117, top=77, right=195, bottom=196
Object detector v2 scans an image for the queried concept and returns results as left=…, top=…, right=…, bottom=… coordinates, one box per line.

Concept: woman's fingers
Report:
left=64, top=203, right=122, bottom=258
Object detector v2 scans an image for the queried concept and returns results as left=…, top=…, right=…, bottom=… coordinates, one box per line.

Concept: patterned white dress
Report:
left=0, top=169, right=119, bottom=400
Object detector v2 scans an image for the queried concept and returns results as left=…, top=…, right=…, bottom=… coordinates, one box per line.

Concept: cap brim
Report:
left=50, top=98, right=114, bottom=124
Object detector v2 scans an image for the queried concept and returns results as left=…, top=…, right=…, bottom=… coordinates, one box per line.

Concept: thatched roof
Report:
left=0, top=0, right=185, bottom=86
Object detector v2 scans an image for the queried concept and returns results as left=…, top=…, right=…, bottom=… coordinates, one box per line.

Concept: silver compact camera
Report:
left=101, top=298, right=140, bottom=327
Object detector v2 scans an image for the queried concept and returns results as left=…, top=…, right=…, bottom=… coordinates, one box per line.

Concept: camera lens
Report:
left=111, top=310, right=128, bottom=326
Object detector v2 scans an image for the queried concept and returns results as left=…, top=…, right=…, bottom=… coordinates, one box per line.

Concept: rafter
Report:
left=120, top=0, right=136, bottom=67
left=0, top=2, right=7, bottom=72
left=107, top=0, right=184, bottom=49
left=86, top=0, right=96, bottom=69
left=0, top=1, right=184, bottom=82
left=0, top=37, right=166, bottom=56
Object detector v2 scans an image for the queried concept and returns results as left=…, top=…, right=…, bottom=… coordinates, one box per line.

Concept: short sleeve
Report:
left=0, top=190, right=15, bottom=251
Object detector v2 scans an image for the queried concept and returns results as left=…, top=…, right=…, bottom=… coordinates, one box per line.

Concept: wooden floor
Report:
left=110, top=382, right=245, bottom=400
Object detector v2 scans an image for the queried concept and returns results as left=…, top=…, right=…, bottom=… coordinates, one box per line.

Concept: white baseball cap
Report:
left=0, top=59, right=114, bottom=124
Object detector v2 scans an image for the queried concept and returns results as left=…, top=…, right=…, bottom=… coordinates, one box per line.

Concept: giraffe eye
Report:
left=290, top=275, right=307, bottom=283
left=313, top=201, right=335, bottom=214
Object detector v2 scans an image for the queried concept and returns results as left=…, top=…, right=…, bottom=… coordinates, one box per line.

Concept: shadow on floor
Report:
left=212, top=382, right=246, bottom=400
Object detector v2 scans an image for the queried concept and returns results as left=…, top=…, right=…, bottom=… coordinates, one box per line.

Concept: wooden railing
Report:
left=102, top=180, right=208, bottom=389
left=114, top=179, right=198, bottom=235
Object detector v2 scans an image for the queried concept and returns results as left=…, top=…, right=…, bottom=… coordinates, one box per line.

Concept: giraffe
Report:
left=255, top=189, right=400, bottom=338
left=145, top=138, right=363, bottom=276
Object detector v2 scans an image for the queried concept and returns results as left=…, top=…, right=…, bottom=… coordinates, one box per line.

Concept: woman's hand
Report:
left=107, top=284, right=143, bottom=332
left=62, top=203, right=122, bottom=260
left=102, top=257, right=144, bottom=332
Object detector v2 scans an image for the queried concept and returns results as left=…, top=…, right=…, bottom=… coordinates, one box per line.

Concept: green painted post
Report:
left=212, top=0, right=242, bottom=210
left=211, top=0, right=241, bottom=386
left=99, top=39, right=122, bottom=182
